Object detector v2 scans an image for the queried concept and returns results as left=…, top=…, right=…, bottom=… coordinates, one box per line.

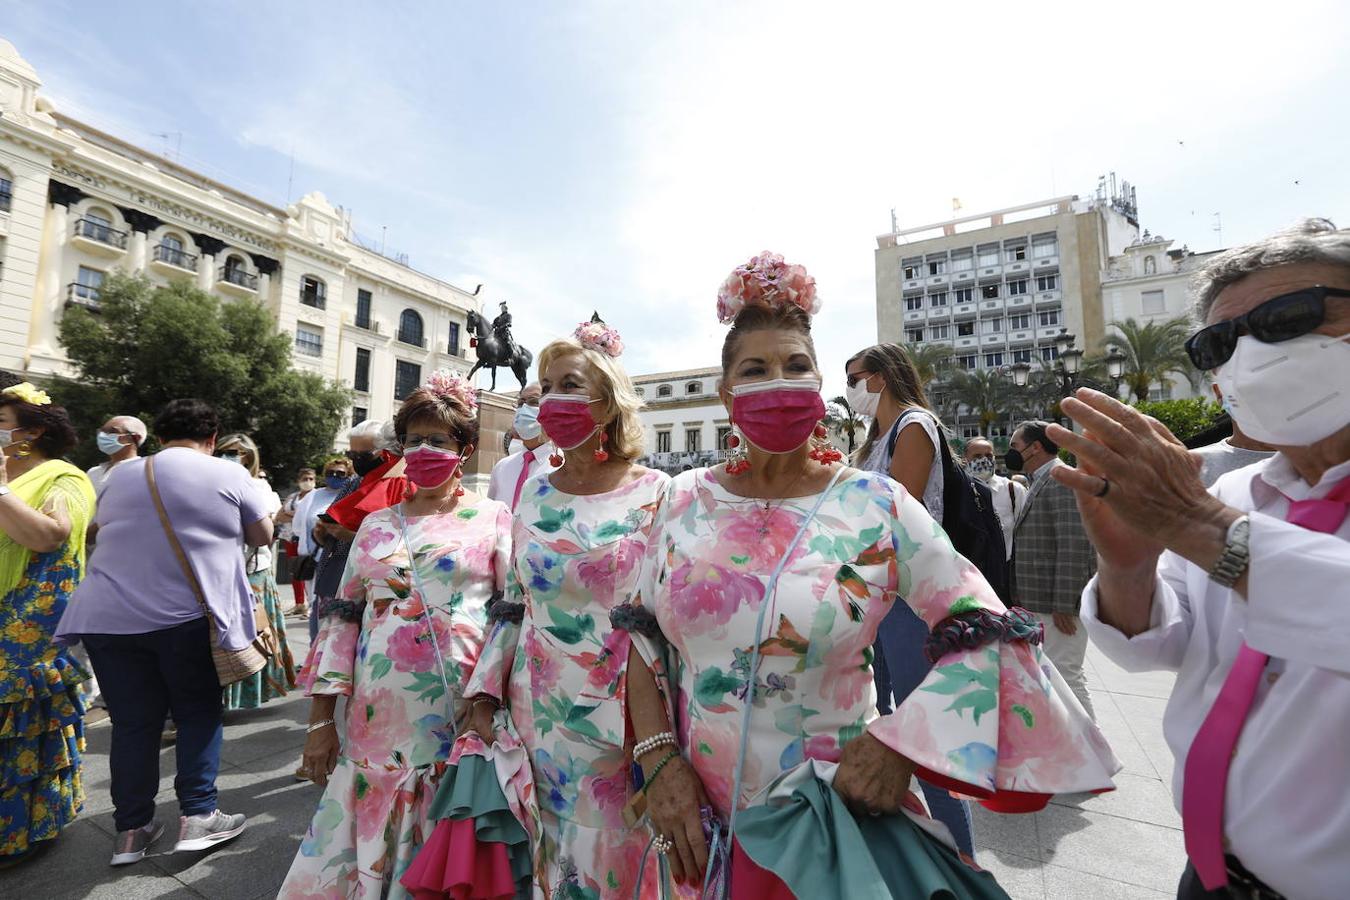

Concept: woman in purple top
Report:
left=56, top=400, right=275, bottom=867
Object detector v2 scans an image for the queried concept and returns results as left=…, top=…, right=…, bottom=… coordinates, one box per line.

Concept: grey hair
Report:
left=348, top=418, right=397, bottom=451
left=110, top=415, right=148, bottom=443
left=1192, top=218, right=1350, bottom=324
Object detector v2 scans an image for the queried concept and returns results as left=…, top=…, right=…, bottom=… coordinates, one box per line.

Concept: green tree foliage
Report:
left=52, top=273, right=350, bottom=478
left=1133, top=397, right=1225, bottom=442
left=825, top=395, right=866, bottom=455
left=947, top=368, right=1016, bottom=433
left=1102, top=317, right=1200, bottom=403
left=903, top=342, right=954, bottom=388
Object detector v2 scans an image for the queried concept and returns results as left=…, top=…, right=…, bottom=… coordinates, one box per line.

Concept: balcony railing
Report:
left=301, top=291, right=326, bottom=310
left=66, top=282, right=101, bottom=309
left=0, top=186, right=11, bottom=213
left=153, top=243, right=199, bottom=271
left=73, top=218, right=128, bottom=249
left=218, top=266, right=258, bottom=290
left=397, top=332, right=428, bottom=349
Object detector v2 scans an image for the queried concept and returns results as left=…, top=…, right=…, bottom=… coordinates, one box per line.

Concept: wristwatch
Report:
left=1208, top=515, right=1250, bottom=589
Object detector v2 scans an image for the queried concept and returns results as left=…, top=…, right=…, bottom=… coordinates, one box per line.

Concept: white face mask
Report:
left=968, top=456, right=996, bottom=481
left=513, top=404, right=543, bottom=440
left=845, top=376, right=880, bottom=418
left=1215, top=332, right=1350, bottom=446
left=0, top=428, right=17, bottom=449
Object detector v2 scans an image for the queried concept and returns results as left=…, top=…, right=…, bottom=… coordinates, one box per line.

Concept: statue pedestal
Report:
left=465, top=390, right=515, bottom=495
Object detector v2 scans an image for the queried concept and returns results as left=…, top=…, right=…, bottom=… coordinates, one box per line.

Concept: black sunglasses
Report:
left=845, top=370, right=874, bottom=389
left=1185, top=286, right=1350, bottom=371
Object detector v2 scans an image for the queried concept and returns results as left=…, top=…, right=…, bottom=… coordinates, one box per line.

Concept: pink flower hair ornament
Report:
left=423, top=369, right=479, bottom=412
left=716, top=251, right=821, bottom=325
left=574, top=313, right=624, bottom=358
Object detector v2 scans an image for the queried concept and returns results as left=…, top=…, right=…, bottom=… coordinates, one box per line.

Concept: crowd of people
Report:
left=0, top=218, right=1344, bottom=900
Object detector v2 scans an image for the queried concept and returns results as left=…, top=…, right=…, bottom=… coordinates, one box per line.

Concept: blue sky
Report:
left=7, top=1, right=1349, bottom=395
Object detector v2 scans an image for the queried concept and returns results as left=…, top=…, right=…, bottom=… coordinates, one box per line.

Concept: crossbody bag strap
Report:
left=145, top=457, right=213, bottom=621
left=397, top=507, right=457, bottom=723
left=726, top=465, right=847, bottom=842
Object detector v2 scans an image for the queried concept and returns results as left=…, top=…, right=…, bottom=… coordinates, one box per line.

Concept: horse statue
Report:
left=466, top=309, right=533, bottom=392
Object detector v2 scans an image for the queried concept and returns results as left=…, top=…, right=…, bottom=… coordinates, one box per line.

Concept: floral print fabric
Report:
left=222, top=569, right=297, bottom=710
left=465, top=469, right=671, bottom=899
left=280, top=499, right=510, bottom=899
left=0, top=472, right=92, bottom=859
left=627, top=468, right=1119, bottom=823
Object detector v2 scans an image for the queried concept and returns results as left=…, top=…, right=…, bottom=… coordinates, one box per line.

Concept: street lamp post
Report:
left=1005, top=329, right=1099, bottom=426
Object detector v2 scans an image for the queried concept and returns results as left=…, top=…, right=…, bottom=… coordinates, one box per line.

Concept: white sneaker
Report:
left=110, top=820, right=164, bottom=866
left=173, top=810, right=247, bottom=852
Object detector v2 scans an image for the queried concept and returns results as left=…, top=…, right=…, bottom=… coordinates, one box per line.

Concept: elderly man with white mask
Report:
left=86, top=415, right=147, bottom=498
left=487, top=381, right=557, bottom=510
left=963, top=435, right=1025, bottom=560
left=1048, top=218, right=1349, bottom=900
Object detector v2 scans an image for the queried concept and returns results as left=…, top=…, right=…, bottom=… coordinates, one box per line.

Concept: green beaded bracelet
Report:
left=642, top=749, right=681, bottom=791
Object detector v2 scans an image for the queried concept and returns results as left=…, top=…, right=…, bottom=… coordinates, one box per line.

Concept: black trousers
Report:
left=83, top=618, right=224, bottom=832
left=1177, top=860, right=1285, bottom=900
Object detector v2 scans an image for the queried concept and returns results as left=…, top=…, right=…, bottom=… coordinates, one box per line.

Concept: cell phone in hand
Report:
left=317, top=513, right=336, bottom=525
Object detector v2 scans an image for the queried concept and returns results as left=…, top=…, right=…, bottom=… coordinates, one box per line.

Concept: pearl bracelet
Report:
left=306, top=719, right=335, bottom=734
left=633, top=731, right=676, bottom=759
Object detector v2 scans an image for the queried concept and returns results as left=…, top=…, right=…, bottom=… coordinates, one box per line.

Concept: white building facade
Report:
left=0, top=40, right=478, bottom=439
left=631, top=366, right=730, bottom=473
left=1101, top=233, right=1220, bottom=401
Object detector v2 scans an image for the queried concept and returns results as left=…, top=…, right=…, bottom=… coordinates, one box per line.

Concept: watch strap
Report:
left=1208, top=515, right=1250, bottom=588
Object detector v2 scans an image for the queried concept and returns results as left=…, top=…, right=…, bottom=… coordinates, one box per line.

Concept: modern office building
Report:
left=0, top=39, right=477, bottom=435
left=876, top=186, right=1142, bottom=378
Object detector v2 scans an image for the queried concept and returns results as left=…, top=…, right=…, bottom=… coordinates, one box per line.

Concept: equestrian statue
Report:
left=466, top=300, right=533, bottom=392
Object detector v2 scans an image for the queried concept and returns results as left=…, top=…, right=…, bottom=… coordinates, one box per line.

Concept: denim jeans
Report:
left=83, top=618, right=224, bottom=832
left=872, top=601, right=976, bottom=857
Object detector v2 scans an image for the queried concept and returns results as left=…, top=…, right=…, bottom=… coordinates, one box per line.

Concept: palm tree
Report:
left=826, top=395, right=866, bottom=454
left=1102, top=317, right=1200, bottom=403
left=904, top=342, right=954, bottom=388
left=947, top=368, right=1016, bottom=434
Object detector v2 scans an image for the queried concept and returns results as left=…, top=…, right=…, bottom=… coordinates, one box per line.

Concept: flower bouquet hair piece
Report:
left=573, top=312, right=624, bottom=358
left=716, top=251, right=821, bottom=325
left=424, top=369, right=479, bottom=412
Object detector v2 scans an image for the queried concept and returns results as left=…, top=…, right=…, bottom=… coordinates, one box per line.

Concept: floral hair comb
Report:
left=0, top=382, right=52, bottom=406
left=574, top=312, right=624, bottom=358
left=423, top=369, right=478, bottom=412
left=716, top=251, right=821, bottom=324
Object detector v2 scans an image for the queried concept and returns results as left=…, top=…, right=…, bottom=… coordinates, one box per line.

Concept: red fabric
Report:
left=284, top=538, right=305, bottom=605
left=400, top=818, right=517, bottom=900
left=730, top=837, right=795, bottom=899
left=913, top=766, right=1059, bottom=813
left=326, top=452, right=412, bottom=532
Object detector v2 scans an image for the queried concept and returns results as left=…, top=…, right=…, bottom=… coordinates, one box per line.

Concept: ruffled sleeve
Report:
left=865, top=479, right=1119, bottom=811
left=462, top=515, right=525, bottom=703
left=297, top=515, right=382, bottom=696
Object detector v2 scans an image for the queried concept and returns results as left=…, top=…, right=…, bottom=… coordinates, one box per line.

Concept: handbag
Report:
left=146, top=456, right=271, bottom=686
left=291, top=553, right=318, bottom=581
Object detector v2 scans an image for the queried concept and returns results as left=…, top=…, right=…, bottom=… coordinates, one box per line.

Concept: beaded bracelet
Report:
left=633, top=731, right=676, bottom=759
left=306, top=719, right=335, bottom=734
left=643, top=750, right=681, bottom=792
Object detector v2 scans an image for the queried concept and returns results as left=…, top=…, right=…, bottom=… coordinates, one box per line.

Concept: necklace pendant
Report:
left=756, top=525, right=769, bottom=537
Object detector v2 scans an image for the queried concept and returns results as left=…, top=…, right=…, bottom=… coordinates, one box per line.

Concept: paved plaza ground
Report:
left=2, top=621, right=1187, bottom=899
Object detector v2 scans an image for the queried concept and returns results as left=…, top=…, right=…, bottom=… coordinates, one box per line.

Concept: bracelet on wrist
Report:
left=642, top=749, right=681, bottom=791
left=306, top=719, right=335, bottom=734
left=633, top=731, right=676, bottom=759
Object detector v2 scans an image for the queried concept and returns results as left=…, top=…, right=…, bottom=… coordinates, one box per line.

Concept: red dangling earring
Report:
left=724, top=424, right=750, bottom=475
left=549, top=450, right=564, bottom=467
left=594, top=430, right=609, bottom=463
left=808, top=421, right=844, bottom=465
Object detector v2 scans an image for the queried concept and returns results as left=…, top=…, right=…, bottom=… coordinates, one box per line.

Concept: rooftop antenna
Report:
left=1212, top=212, right=1223, bottom=247
left=380, top=225, right=387, bottom=256
left=890, top=208, right=898, bottom=234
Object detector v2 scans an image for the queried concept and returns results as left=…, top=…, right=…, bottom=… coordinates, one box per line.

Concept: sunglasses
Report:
left=845, top=370, right=873, bottom=389
left=1185, top=286, right=1350, bottom=371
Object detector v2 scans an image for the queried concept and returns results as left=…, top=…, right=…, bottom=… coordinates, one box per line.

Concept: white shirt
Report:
left=1082, top=454, right=1350, bottom=900
left=982, top=473, right=1026, bottom=560
left=246, top=477, right=282, bottom=574
left=293, top=487, right=339, bottom=557
left=86, top=458, right=134, bottom=498
left=487, top=442, right=558, bottom=511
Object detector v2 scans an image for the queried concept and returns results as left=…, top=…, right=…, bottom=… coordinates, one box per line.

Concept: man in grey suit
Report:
left=1007, top=420, right=1097, bottom=718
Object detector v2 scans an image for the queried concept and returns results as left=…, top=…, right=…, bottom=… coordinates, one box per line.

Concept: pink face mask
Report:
left=402, top=444, right=462, bottom=488
left=731, top=378, right=826, bottom=454
left=538, top=393, right=600, bottom=450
